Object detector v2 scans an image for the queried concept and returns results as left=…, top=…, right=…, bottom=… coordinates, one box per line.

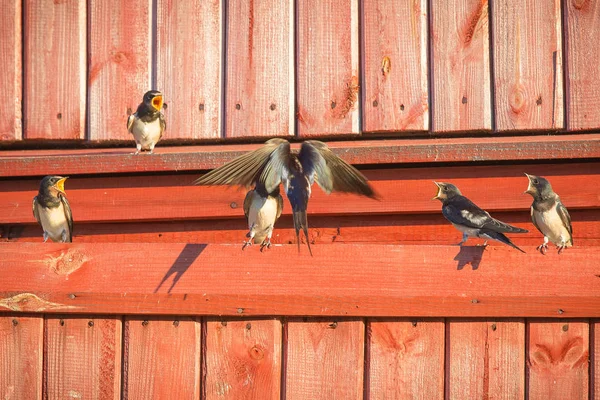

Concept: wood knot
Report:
left=249, top=345, right=264, bottom=360
left=572, top=0, right=587, bottom=9
left=381, top=56, right=391, bottom=76
left=509, top=84, right=527, bottom=113
left=111, top=51, right=129, bottom=64
left=43, top=248, right=89, bottom=276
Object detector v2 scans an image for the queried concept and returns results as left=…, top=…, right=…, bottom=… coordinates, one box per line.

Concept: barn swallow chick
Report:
left=242, top=183, right=284, bottom=251
left=127, top=90, right=166, bottom=154
left=524, top=174, right=573, bottom=254
left=195, top=138, right=377, bottom=255
left=433, top=182, right=527, bottom=252
left=33, top=176, right=73, bottom=243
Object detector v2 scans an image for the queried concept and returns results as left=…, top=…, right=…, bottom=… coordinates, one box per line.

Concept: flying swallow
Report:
left=33, top=176, right=73, bottom=243
left=194, top=138, right=377, bottom=255
left=433, top=181, right=527, bottom=252
left=242, top=182, right=284, bottom=251
left=524, top=174, right=573, bottom=254
left=127, top=90, right=166, bottom=154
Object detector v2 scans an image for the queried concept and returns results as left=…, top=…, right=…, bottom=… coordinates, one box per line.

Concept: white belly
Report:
left=247, top=194, right=279, bottom=243
left=38, top=204, right=69, bottom=242
left=131, top=117, right=162, bottom=149
left=452, top=223, right=480, bottom=237
left=533, top=205, right=571, bottom=246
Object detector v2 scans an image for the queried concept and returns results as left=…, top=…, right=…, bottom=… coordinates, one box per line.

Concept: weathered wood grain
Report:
left=362, top=0, right=428, bottom=132
left=88, top=0, right=151, bottom=141
left=23, top=0, right=86, bottom=140
left=1, top=162, right=598, bottom=224
left=123, top=317, right=201, bottom=399
left=527, top=321, right=589, bottom=399
left=431, top=0, right=491, bottom=132
left=564, top=0, right=600, bottom=130
left=0, top=315, right=43, bottom=400
left=492, top=0, right=563, bottom=130
left=45, top=317, right=121, bottom=399
left=286, top=319, right=364, bottom=399
left=368, top=319, right=444, bottom=399
left=3, top=134, right=598, bottom=177
left=297, top=0, right=360, bottom=136
left=593, top=321, right=598, bottom=399
left=205, top=319, right=282, bottom=399
left=225, top=0, right=293, bottom=138
left=447, top=320, right=524, bottom=399
left=156, top=0, right=222, bottom=139
left=0, top=0, right=22, bottom=141
left=0, top=243, right=599, bottom=317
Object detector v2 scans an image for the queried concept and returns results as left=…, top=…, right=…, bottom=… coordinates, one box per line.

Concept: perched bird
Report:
left=524, top=174, right=573, bottom=254
left=32, top=176, right=73, bottom=243
left=433, top=181, right=527, bottom=252
left=127, top=90, right=166, bottom=154
left=242, top=182, right=284, bottom=251
left=194, top=138, right=377, bottom=255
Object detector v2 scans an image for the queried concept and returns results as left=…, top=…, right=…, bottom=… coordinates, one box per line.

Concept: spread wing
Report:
left=444, top=196, right=527, bottom=233
left=194, top=139, right=290, bottom=191
left=556, top=199, right=573, bottom=244
left=298, top=140, right=376, bottom=198
left=32, top=196, right=41, bottom=224
left=127, top=114, right=135, bottom=133
left=60, top=194, right=73, bottom=242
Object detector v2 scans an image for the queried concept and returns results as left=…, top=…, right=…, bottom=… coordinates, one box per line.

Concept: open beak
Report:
left=432, top=181, right=442, bottom=200
left=151, top=94, right=164, bottom=111
left=55, top=177, right=68, bottom=194
left=524, top=173, right=534, bottom=195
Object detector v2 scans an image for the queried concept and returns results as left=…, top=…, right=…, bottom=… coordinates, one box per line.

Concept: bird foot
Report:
left=260, top=239, right=271, bottom=252
left=537, top=243, right=548, bottom=255
left=557, top=245, right=566, bottom=255
left=133, top=150, right=140, bottom=155
left=241, top=240, right=252, bottom=251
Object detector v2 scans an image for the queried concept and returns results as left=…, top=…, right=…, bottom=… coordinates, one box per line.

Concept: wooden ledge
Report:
left=0, top=243, right=598, bottom=317
left=0, top=134, right=599, bottom=177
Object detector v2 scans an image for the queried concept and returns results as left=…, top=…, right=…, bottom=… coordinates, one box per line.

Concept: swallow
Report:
left=32, top=176, right=73, bottom=243
left=242, top=182, right=284, bottom=251
left=194, top=138, right=377, bottom=255
left=524, top=174, right=573, bottom=254
left=433, top=182, right=527, bottom=252
left=127, top=90, right=166, bottom=154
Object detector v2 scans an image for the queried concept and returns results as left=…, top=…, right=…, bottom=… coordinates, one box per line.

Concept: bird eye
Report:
left=533, top=179, right=539, bottom=184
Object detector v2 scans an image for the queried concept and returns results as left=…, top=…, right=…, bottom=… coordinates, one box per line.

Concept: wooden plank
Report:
left=431, top=0, right=491, bottom=132
left=0, top=315, right=43, bottom=400
left=527, top=321, right=589, bottom=399
left=1, top=162, right=598, bottom=224
left=23, top=0, right=86, bottom=140
left=492, top=0, right=563, bottom=130
left=368, top=319, right=444, bottom=399
left=124, top=317, right=201, bottom=399
left=362, top=0, right=428, bottom=132
left=205, top=319, right=281, bottom=399
left=0, top=0, right=22, bottom=141
left=593, top=320, right=598, bottom=400
left=0, top=243, right=599, bottom=317
left=88, top=0, right=151, bottom=141
left=156, top=0, right=222, bottom=139
left=286, top=319, right=364, bottom=399
left=297, top=0, right=359, bottom=136
left=447, top=319, right=524, bottom=399
left=0, top=134, right=599, bottom=176
left=565, top=0, right=600, bottom=130
left=45, top=316, right=121, bottom=399
left=225, top=0, right=293, bottom=138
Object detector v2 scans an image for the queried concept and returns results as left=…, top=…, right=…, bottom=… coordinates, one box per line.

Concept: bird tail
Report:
left=481, top=230, right=526, bottom=253
left=293, top=209, right=313, bottom=256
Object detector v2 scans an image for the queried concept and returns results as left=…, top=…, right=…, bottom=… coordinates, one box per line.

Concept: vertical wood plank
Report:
left=431, top=0, right=491, bottom=132
left=286, top=319, right=364, bottom=399
left=89, top=0, right=151, bottom=141
left=492, top=0, right=563, bottom=131
left=156, top=0, right=222, bottom=139
left=0, top=315, right=43, bottom=400
left=527, top=321, right=589, bottom=400
left=46, top=317, right=122, bottom=400
left=368, top=319, right=444, bottom=399
left=124, top=317, right=201, bottom=400
left=362, top=0, right=428, bottom=132
left=297, top=0, right=360, bottom=136
left=0, top=0, right=22, bottom=141
left=593, top=321, right=598, bottom=400
left=447, top=320, right=525, bottom=399
left=24, top=0, right=86, bottom=139
left=225, top=0, right=293, bottom=138
left=205, top=319, right=282, bottom=399
left=565, top=0, right=600, bottom=130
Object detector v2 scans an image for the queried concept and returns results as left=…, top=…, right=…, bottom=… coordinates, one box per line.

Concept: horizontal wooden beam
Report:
left=0, top=243, right=598, bottom=317
left=0, top=134, right=599, bottom=177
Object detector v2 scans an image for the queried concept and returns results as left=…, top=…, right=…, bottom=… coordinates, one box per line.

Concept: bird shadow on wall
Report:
left=154, top=243, right=206, bottom=293
left=454, top=246, right=486, bottom=270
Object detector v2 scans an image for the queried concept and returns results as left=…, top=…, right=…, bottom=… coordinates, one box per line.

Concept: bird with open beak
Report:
left=33, top=176, right=73, bottom=242
left=194, top=138, right=377, bottom=255
left=127, top=90, right=166, bottom=154
left=433, top=181, right=527, bottom=252
left=524, top=174, right=573, bottom=254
